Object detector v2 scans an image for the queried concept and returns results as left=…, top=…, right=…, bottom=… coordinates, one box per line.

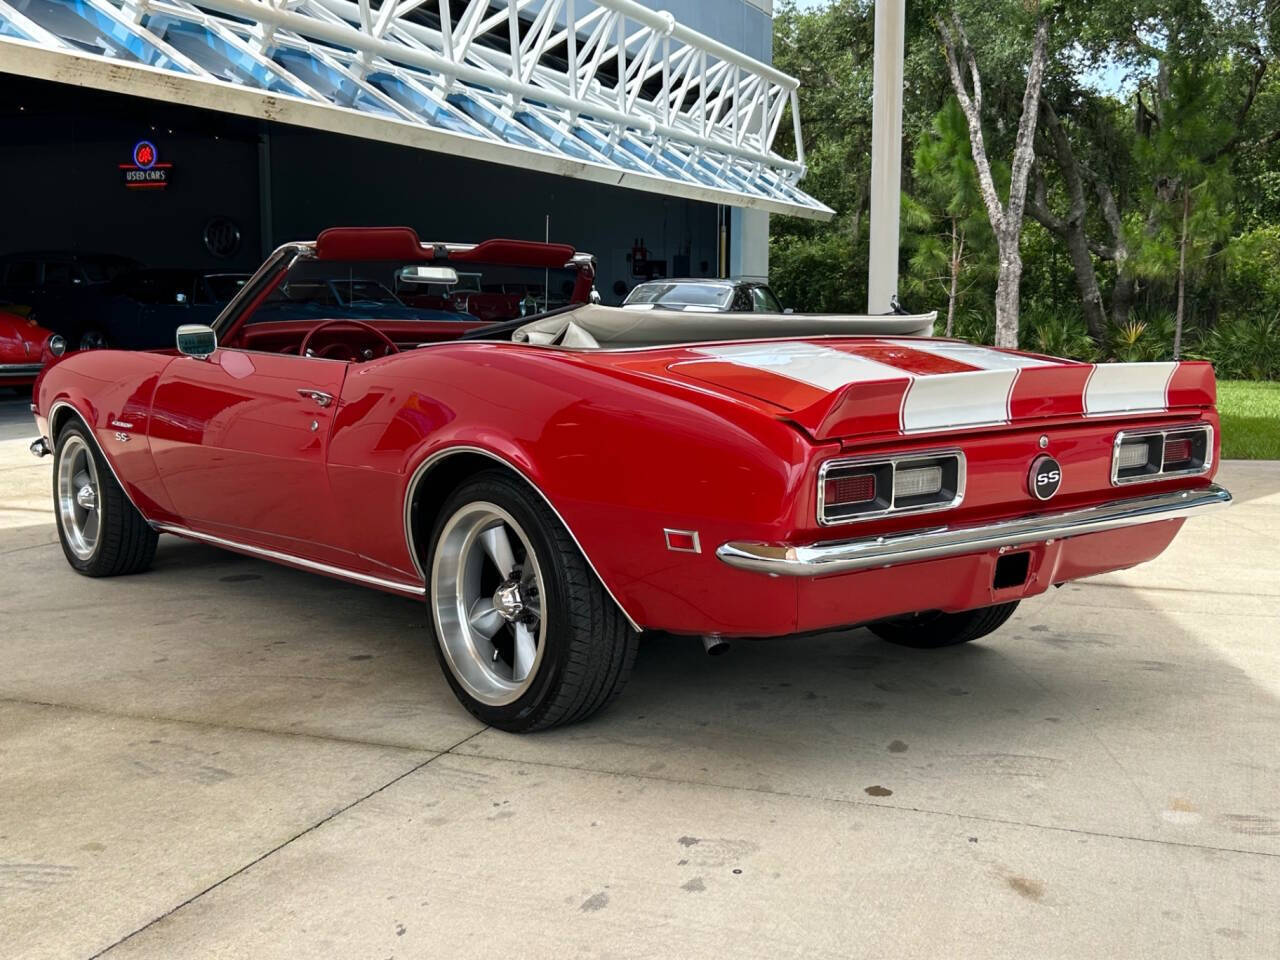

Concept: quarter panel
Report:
left=325, top=344, right=812, bottom=631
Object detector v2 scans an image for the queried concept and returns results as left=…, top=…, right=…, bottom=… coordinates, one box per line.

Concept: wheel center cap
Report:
left=493, top=582, right=524, bottom=622
left=76, top=484, right=97, bottom=511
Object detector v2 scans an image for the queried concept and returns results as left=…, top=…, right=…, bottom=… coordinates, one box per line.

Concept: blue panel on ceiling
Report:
left=10, top=0, right=188, bottom=70
left=149, top=16, right=304, bottom=97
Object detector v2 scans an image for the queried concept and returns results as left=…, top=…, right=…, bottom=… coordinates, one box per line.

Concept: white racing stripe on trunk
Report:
left=901, top=368, right=1019, bottom=433
left=1084, top=362, right=1176, bottom=416
left=885, top=339, right=1057, bottom=369
left=693, top=341, right=909, bottom=392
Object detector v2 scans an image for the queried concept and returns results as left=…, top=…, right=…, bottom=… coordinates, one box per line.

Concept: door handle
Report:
left=297, top=388, right=334, bottom=408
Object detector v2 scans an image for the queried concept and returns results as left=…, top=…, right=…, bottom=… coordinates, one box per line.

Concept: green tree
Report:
left=902, top=98, right=995, bottom=334
left=1127, top=64, right=1237, bottom=356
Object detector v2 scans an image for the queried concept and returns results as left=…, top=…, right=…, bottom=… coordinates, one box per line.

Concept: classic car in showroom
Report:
left=0, top=305, right=61, bottom=388
left=68, top=268, right=251, bottom=351
left=29, top=227, right=1230, bottom=731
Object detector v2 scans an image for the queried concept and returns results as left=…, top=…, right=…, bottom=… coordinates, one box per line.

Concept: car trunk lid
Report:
left=650, top=338, right=1216, bottom=441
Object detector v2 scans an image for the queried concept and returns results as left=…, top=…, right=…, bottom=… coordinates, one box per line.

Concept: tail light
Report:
left=819, top=451, right=964, bottom=525
left=1112, top=424, right=1212, bottom=485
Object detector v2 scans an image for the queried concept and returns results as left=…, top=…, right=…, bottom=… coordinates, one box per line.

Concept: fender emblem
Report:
left=114, top=431, right=131, bottom=443
left=110, top=419, right=134, bottom=429
left=1029, top=455, right=1062, bottom=501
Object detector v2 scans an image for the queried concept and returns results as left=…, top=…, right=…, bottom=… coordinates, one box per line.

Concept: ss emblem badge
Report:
left=1029, top=454, right=1062, bottom=501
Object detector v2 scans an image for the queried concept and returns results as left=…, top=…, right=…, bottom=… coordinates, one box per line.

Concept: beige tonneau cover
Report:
left=511, top=304, right=937, bottom=349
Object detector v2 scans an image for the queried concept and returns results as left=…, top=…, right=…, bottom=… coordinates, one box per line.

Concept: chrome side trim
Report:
left=403, top=445, right=644, bottom=632
left=48, top=401, right=151, bottom=523
left=1111, top=422, right=1214, bottom=486
left=719, top=483, right=1232, bottom=577
left=0, top=363, right=43, bottom=378
left=154, top=523, right=426, bottom=597
left=817, top=449, right=966, bottom=526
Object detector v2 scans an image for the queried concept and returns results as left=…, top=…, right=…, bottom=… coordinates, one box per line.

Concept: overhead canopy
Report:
left=0, top=0, right=834, bottom=220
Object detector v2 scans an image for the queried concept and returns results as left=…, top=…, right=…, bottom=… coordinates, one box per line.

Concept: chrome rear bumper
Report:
left=718, top=484, right=1231, bottom=577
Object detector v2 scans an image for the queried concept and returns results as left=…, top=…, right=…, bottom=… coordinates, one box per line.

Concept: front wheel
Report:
left=426, top=470, right=638, bottom=732
left=868, top=601, right=1020, bottom=649
left=53, top=420, right=157, bottom=576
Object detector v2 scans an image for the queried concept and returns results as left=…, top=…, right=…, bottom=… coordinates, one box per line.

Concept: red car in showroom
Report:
left=1, top=305, right=61, bottom=388
left=29, top=227, right=1230, bottom=731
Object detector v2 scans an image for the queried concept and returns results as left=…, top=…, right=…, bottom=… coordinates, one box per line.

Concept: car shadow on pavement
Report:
left=3, top=519, right=1278, bottom=856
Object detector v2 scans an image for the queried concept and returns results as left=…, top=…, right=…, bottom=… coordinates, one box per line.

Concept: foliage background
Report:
left=770, top=0, right=1280, bottom=378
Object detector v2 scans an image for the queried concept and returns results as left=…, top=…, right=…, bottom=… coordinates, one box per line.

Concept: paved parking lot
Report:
left=2, top=391, right=1278, bottom=959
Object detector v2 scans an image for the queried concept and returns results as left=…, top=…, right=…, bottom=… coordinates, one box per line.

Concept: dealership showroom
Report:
left=1, top=0, right=1278, bottom=958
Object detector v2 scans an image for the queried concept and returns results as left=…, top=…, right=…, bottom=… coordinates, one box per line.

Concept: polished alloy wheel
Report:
left=431, top=502, right=547, bottom=706
left=57, top=434, right=100, bottom=560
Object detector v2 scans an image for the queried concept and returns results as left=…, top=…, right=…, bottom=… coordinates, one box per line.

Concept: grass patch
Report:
left=1217, top=380, right=1280, bottom=460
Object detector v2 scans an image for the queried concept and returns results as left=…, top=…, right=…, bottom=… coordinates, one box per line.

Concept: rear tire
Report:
left=868, top=601, right=1020, bottom=649
left=426, top=469, right=638, bottom=732
left=53, top=419, right=157, bottom=577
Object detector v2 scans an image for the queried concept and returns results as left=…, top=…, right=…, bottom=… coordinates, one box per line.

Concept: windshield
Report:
left=625, top=282, right=734, bottom=309
left=244, top=258, right=583, bottom=326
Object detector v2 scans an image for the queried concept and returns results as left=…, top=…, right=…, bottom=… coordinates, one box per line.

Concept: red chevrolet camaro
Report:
left=30, top=227, right=1230, bottom=731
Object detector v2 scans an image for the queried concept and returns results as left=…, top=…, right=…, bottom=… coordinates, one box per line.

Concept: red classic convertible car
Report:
left=29, top=228, right=1230, bottom=731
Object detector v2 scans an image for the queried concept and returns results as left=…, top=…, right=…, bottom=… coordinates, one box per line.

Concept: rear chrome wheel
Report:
left=52, top=419, right=157, bottom=577
left=431, top=502, right=547, bottom=707
left=426, top=470, right=639, bottom=732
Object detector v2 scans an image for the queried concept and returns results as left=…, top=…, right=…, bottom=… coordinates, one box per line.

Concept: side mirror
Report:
left=397, top=265, right=459, bottom=285
left=176, top=323, right=217, bottom=359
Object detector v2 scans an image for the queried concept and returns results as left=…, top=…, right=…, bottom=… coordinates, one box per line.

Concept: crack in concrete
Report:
left=443, top=750, right=1280, bottom=862
left=88, top=726, right=488, bottom=960
left=0, top=695, right=473, bottom=755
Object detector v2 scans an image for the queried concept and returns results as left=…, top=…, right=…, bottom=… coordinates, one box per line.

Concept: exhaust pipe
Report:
left=701, top=634, right=730, bottom=656
left=29, top=437, right=51, bottom=458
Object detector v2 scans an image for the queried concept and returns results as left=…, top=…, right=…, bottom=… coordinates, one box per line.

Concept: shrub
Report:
left=1023, top=307, right=1098, bottom=361
left=1106, top=307, right=1176, bottom=362
left=1200, top=312, right=1280, bottom=380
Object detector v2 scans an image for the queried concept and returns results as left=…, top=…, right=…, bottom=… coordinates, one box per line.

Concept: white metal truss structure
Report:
left=0, top=0, right=833, bottom=219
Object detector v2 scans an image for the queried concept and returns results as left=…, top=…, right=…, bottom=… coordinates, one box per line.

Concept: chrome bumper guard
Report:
left=717, top=484, right=1231, bottom=577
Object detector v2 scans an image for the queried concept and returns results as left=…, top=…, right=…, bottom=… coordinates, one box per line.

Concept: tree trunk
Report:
left=1063, top=225, right=1107, bottom=338
left=1112, top=270, right=1135, bottom=328
left=1174, top=185, right=1190, bottom=359
left=1026, top=103, right=1107, bottom=340
left=995, top=252, right=1023, bottom=348
left=946, top=219, right=961, bottom=337
left=937, top=13, right=1050, bottom=349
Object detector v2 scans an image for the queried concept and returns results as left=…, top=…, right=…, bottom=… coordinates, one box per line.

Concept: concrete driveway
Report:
left=1, top=392, right=1277, bottom=959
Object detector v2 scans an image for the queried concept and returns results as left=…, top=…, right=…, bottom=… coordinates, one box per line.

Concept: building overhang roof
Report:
left=0, top=0, right=833, bottom=221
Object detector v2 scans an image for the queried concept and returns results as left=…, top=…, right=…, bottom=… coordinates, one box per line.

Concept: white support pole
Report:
left=867, top=0, right=905, bottom=314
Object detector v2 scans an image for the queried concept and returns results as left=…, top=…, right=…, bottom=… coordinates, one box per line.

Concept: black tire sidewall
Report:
left=426, top=472, right=580, bottom=729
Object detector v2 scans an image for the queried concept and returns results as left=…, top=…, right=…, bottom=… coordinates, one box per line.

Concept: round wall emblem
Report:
left=203, top=217, right=242, bottom=259
left=133, top=140, right=157, bottom=169
left=1029, top=455, right=1062, bottom=501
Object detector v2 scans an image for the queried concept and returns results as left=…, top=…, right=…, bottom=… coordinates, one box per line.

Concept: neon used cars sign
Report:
left=120, top=141, right=172, bottom=189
